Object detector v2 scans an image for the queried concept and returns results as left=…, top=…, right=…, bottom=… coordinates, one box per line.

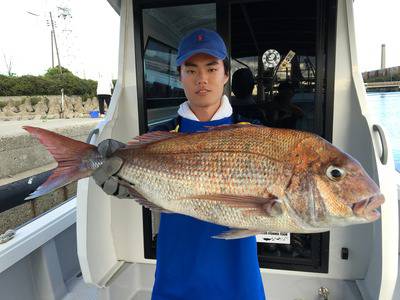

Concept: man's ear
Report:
left=223, top=72, right=229, bottom=85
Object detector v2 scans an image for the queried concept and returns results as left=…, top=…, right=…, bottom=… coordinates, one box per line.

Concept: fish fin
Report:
left=212, top=228, right=263, bottom=240
left=243, top=199, right=283, bottom=217
left=182, top=194, right=282, bottom=217
left=241, top=208, right=269, bottom=217
left=126, top=131, right=186, bottom=147
left=205, top=123, right=261, bottom=131
left=23, top=126, right=97, bottom=200
left=187, top=194, right=277, bottom=205
left=118, top=180, right=169, bottom=212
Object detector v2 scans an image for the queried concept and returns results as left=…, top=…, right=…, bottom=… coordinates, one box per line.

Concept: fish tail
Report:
left=23, top=126, right=101, bottom=200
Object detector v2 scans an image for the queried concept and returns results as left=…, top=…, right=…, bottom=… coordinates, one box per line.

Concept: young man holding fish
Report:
left=149, top=29, right=266, bottom=300
left=97, top=29, right=266, bottom=300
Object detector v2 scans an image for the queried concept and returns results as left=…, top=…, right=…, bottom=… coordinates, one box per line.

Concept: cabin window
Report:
left=142, top=4, right=217, bottom=127
left=230, top=0, right=322, bottom=134
left=143, top=38, right=184, bottom=99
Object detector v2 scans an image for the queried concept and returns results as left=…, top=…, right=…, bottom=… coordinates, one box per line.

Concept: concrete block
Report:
left=18, top=98, right=35, bottom=114
left=34, top=100, right=49, bottom=116
left=0, top=202, right=34, bottom=234
left=2, top=102, right=19, bottom=116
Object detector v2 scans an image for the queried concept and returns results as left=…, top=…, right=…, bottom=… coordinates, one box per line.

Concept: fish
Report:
left=23, top=124, right=384, bottom=239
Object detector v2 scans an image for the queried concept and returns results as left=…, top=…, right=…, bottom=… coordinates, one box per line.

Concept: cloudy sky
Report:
left=353, top=0, right=400, bottom=72
left=0, top=0, right=398, bottom=79
left=0, top=0, right=119, bottom=80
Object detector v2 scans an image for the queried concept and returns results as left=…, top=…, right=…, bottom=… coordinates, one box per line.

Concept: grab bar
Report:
left=373, top=124, right=388, bottom=165
left=86, top=128, right=99, bottom=144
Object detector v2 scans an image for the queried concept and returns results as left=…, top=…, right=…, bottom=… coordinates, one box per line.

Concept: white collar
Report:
left=177, top=95, right=232, bottom=121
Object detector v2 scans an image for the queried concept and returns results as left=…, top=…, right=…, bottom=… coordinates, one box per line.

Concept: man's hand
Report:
left=93, top=139, right=133, bottom=198
left=97, top=139, right=126, bottom=158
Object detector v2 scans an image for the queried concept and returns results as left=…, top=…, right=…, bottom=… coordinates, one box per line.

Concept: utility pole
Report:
left=51, top=31, right=54, bottom=68
left=49, top=12, right=62, bottom=73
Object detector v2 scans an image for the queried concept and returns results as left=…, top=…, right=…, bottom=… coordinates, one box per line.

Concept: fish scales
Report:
left=117, top=151, right=289, bottom=204
left=115, top=126, right=304, bottom=231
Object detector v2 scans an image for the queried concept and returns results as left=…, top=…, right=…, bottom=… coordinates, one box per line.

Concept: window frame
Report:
left=143, top=36, right=185, bottom=102
left=134, top=0, right=337, bottom=274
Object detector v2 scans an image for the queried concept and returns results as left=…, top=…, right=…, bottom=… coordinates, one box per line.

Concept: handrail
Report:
left=0, top=170, right=52, bottom=214
left=86, top=128, right=100, bottom=143
left=373, top=124, right=388, bottom=165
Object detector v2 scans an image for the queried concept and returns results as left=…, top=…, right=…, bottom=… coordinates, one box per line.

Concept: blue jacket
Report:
left=151, top=115, right=265, bottom=300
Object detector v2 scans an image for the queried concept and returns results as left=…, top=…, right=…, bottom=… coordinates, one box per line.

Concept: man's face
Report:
left=180, top=53, right=229, bottom=110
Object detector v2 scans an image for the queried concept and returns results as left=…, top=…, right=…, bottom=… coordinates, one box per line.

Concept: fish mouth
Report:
left=352, top=194, right=385, bottom=221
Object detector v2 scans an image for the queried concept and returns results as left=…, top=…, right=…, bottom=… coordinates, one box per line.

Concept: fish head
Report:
left=287, top=136, right=384, bottom=230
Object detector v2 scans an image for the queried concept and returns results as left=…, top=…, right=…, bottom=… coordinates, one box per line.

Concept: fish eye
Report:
left=326, top=166, right=346, bottom=181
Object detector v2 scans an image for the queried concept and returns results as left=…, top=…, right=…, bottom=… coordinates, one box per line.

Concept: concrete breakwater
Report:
left=0, top=95, right=99, bottom=121
left=0, top=118, right=101, bottom=184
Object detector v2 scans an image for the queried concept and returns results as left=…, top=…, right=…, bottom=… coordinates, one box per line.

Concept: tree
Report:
left=44, top=66, right=72, bottom=77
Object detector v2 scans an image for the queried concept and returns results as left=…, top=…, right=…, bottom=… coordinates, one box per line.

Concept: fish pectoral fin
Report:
left=184, top=194, right=283, bottom=217
left=212, top=228, right=264, bottom=240
left=118, top=180, right=169, bottom=212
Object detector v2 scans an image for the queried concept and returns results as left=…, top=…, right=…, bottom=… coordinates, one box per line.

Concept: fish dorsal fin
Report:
left=205, top=123, right=260, bottom=132
left=213, top=228, right=264, bottom=240
left=126, top=131, right=186, bottom=147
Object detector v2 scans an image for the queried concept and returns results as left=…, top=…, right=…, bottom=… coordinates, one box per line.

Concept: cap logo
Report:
left=197, top=34, right=204, bottom=42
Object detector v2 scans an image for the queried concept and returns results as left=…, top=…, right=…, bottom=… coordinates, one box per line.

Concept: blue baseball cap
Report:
left=176, top=28, right=227, bottom=66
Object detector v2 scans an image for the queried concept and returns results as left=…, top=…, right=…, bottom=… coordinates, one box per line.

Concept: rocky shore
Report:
left=0, top=95, right=99, bottom=121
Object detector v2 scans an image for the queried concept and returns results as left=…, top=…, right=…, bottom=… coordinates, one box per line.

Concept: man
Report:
left=263, top=81, right=304, bottom=129
left=95, top=28, right=265, bottom=300
left=96, top=74, right=114, bottom=117
left=230, top=67, right=267, bottom=124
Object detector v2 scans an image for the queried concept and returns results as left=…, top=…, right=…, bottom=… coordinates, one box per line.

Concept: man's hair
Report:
left=177, top=57, right=230, bottom=77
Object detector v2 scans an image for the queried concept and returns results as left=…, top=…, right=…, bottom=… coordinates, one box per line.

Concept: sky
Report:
left=353, top=0, right=400, bottom=72
left=0, top=0, right=119, bottom=80
left=0, top=0, right=399, bottom=79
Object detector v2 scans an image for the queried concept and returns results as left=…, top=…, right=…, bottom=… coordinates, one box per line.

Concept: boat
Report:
left=0, top=0, right=398, bottom=299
